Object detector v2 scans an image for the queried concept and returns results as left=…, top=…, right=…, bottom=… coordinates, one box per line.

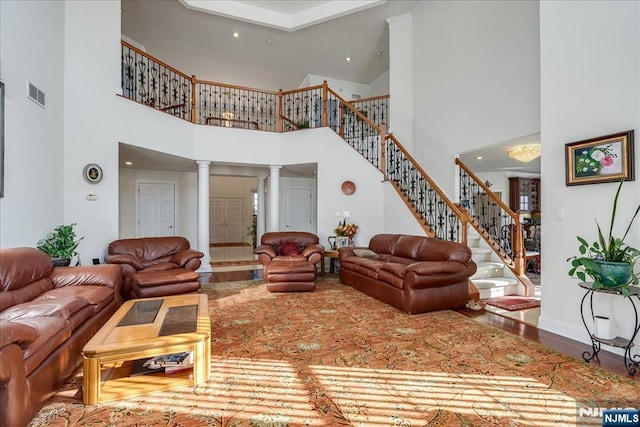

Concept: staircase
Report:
left=468, top=234, right=521, bottom=299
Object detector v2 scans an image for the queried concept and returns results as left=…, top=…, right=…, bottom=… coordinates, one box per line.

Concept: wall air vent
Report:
left=27, top=82, right=45, bottom=108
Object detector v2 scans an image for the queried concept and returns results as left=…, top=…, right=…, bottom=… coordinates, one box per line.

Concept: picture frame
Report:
left=565, top=130, right=634, bottom=186
left=336, top=236, right=350, bottom=248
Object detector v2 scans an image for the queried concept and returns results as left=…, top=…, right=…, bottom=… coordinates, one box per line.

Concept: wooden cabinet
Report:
left=509, top=177, right=540, bottom=213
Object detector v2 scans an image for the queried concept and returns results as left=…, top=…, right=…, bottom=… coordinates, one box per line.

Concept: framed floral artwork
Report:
left=565, top=130, right=634, bottom=186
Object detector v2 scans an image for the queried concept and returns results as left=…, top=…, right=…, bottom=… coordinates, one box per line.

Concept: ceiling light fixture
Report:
left=125, top=161, right=133, bottom=166
left=345, top=57, right=351, bottom=62
left=508, top=144, right=541, bottom=163
left=232, top=32, right=239, bottom=38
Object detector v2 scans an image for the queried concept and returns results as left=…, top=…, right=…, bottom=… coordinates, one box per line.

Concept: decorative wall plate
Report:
left=83, top=163, right=103, bottom=184
left=341, top=180, right=356, bottom=195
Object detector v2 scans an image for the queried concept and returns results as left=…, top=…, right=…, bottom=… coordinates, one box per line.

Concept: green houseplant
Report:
left=37, top=223, right=84, bottom=267
left=568, top=179, right=640, bottom=296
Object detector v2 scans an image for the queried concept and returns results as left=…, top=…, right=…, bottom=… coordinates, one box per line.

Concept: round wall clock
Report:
left=83, top=163, right=103, bottom=184
left=341, top=180, right=356, bottom=195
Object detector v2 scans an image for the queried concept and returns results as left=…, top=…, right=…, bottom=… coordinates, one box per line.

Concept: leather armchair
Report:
left=254, top=232, right=324, bottom=291
left=105, top=236, right=204, bottom=299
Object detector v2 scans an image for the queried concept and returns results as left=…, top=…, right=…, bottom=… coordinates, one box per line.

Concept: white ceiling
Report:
left=121, top=0, right=418, bottom=90
left=458, top=133, right=541, bottom=175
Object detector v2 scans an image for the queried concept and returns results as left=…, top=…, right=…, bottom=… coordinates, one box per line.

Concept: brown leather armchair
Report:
left=254, top=232, right=324, bottom=292
left=105, top=236, right=204, bottom=299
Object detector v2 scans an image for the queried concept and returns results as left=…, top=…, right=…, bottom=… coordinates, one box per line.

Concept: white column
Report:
left=196, top=161, right=212, bottom=272
left=268, top=165, right=281, bottom=232
left=257, top=176, right=267, bottom=244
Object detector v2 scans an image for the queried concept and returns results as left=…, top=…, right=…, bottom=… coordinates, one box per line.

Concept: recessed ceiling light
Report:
left=345, top=57, right=351, bottom=62
left=232, top=32, right=239, bottom=38
left=476, top=156, right=483, bottom=160
left=266, top=39, right=273, bottom=45
left=125, top=161, right=133, bottom=166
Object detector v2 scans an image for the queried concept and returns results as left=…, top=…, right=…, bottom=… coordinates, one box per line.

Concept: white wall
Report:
left=369, top=70, right=390, bottom=97
left=387, top=13, right=414, bottom=152
left=538, top=0, right=640, bottom=351
left=301, top=74, right=371, bottom=100
left=409, top=0, right=541, bottom=196
left=63, top=1, right=122, bottom=264
left=0, top=1, right=65, bottom=248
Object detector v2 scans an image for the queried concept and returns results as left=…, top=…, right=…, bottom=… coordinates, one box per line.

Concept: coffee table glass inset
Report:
left=82, top=294, right=210, bottom=404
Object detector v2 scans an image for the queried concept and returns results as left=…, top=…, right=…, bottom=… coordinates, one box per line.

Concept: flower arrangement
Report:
left=334, top=219, right=358, bottom=237
left=574, top=144, right=618, bottom=177
left=567, top=179, right=639, bottom=296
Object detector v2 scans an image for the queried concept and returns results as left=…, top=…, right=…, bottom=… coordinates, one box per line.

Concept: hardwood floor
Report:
left=203, top=269, right=639, bottom=382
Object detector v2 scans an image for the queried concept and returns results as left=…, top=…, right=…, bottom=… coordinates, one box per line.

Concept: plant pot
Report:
left=592, top=260, right=633, bottom=287
left=52, top=257, right=71, bottom=267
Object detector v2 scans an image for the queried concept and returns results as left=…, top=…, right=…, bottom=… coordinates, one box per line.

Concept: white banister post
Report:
left=257, top=176, right=267, bottom=244
left=196, top=160, right=212, bottom=272
left=268, top=165, right=281, bottom=231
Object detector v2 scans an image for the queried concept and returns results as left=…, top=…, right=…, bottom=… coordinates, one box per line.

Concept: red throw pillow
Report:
left=279, top=241, right=300, bottom=256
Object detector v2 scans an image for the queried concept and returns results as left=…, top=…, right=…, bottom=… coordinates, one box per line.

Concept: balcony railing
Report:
left=121, top=40, right=389, bottom=133
left=120, top=40, right=468, bottom=245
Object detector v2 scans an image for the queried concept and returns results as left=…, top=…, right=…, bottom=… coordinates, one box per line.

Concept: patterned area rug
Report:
left=483, top=296, right=541, bottom=311
left=30, top=276, right=639, bottom=426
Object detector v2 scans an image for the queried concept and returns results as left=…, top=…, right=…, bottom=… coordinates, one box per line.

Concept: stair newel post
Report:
left=379, top=123, right=387, bottom=177
left=513, top=218, right=525, bottom=275
left=190, top=75, right=197, bottom=123
left=277, top=89, right=283, bottom=132
left=321, top=81, right=328, bottom=128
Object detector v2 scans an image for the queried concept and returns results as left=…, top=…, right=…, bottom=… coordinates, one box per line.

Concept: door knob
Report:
left=168, top=225, right=174, bottom=228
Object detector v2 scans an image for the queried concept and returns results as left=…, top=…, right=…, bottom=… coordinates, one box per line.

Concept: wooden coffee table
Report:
left=82, top=294, right=210, bottom=404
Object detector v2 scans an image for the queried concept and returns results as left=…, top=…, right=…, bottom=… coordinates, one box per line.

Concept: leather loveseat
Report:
left=339, top=234, right=476, bottom=314
left=105, top=236, right=204, bottom=299
left=0, top=247, right=122, bottom=427
left=254, top=232, right=324, bottom=292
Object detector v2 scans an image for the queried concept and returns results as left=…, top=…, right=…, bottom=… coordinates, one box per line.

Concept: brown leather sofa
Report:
left=0, top=247, right=122, bottom=427
left=339, top=234, right=476, bottom=314
left=105, top=236, right=204, bottom=299
left=254, top=232, right=324, bottom=292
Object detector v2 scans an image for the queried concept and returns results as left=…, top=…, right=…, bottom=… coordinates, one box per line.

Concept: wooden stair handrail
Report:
left=348, top=94, right=390, bottom=104
left=386, top=134, right=467, bottom=221
left=194, top=78, right=279, bottom=95
left=455, top=157, right=518, bottom=222
left=122, top=40, right=191, bottom=81
left=455, top=158, right=526, bottom=276
left=327, top=87, right=381, bottom=131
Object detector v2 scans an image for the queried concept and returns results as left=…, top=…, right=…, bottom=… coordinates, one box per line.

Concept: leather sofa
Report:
left=339, top=234, right=477, bottom=314
left=254, top=232, right=324, bottom=291
left=105, top=236, right=204, bottom=299
left=0, top=247, right=122, bottom=427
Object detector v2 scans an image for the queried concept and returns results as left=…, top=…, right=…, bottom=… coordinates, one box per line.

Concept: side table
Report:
left=578, top=282, right=640, bottom=375
left=320, top=250, right=339, bottom=276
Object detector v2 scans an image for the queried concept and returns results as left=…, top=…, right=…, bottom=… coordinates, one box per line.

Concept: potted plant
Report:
left=37, top=223, right=84, bottom=267
left=568, top=179, right=640, bottom=296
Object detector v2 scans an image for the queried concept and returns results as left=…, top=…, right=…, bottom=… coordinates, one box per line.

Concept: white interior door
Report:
left=224, top=199, right=244, bottom=242
left=138, top=182, right=175, bottom=237
left=210, top=197, right=244, bottom=243
left=284, top=188, right=312, bottom=232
